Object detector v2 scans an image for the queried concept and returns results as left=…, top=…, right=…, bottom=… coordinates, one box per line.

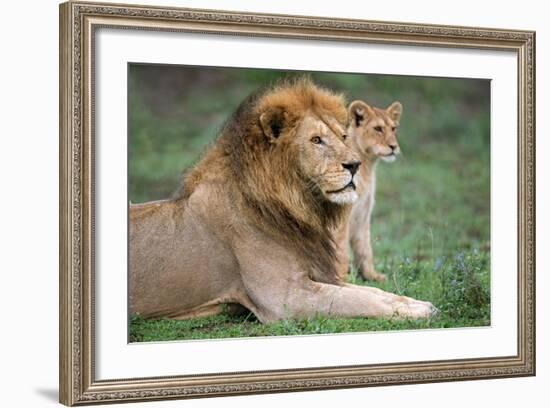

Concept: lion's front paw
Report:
left=393, top=297, right=438, bottom=319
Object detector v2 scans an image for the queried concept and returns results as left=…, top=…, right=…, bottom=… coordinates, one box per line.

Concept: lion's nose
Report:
left=342, top=161, right=361, bottom=176
left=389, top=144, right=398, bottom=151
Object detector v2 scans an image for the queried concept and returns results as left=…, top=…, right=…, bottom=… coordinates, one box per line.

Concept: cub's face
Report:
left=347, top=101, right=403, bottom=163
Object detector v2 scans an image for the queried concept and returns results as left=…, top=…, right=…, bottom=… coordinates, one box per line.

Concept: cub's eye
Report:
left=342, top=134, right=348, bottom=140
left=374, top=126, right=383, bottom=133
left=391, top=126, right=397, bottom=132
left=311, top=136, right=323, bottom=144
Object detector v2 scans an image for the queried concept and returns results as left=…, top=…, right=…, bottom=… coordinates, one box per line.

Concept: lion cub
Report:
left=343, top=100, right=403, bottom=282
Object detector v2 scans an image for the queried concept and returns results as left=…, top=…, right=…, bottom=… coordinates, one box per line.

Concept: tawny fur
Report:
left=175, top=79, right=350, bottom=283
left=335, top=100, right=403, bottom=282
left=130, top=79, right=435, bottom=323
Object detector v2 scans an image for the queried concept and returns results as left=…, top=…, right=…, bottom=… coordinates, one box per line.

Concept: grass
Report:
left=130, top=250, right=490, bottom=342
left=128, top=65, right=491, bottom=342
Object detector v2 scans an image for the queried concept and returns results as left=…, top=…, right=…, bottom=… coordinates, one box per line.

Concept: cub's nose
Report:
left=342, top=161, right=361, bottom=176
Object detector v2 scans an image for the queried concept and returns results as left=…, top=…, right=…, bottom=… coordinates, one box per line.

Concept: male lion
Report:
left=336, top=100, right=404, bottom=282
left=129, top=79, right=435, bottom=323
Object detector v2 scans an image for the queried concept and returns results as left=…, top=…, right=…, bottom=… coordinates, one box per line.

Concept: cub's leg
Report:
left=349, top=205, right=386, bottom=282
left=333, top=222, right=351, bottom=281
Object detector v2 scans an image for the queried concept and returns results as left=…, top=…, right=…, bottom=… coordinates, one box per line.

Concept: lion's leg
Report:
left=326, top=283, right=437, bottom=320
left=170, top=304, right=228, bottom=320
left=255, top=281, right=436, bottom=323
left=233, top=235, right=435, bottom=323
left=169, top=303, right=251, bottom=320
left=350, top=219, right=386, bottom=282
left=341, top=282, right=436, bottom=313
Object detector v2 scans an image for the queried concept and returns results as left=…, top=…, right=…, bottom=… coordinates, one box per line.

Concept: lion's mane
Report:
left=175, top=77, right=349, bottom=283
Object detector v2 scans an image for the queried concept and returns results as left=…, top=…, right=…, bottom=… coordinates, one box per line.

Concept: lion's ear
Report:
left=259, top=107, right=287, bottom=142
left=386, top=101, right=403, bottom=123
left=348, top=100, right=373, bottom=127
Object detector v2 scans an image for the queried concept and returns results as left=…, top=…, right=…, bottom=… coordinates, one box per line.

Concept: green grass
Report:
left=130, top=250, right=490, bottom=342
left=128, top=65, right=491, bottom=342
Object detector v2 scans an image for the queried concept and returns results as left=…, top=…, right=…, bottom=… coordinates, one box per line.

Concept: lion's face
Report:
left=259, top=108, right=361, bottom=205
left=348, top=101, right=403, bottom=163
left=295, top=114, right=361, bottom=205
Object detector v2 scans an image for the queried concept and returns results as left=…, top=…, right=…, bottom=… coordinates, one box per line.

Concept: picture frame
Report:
left=59, top=1, right=536, bottom=405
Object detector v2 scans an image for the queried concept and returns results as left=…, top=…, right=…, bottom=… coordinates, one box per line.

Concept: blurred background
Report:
left=129, top=64, right=491, bottom=340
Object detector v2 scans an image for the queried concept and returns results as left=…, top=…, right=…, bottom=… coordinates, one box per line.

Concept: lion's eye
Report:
left=311, top=136, right=323, bottom=144
left=374, top=126, right=383, bottom=133
left=391, top=127, right=397, bottom=132
left=342, top=134, right=348, bottom=140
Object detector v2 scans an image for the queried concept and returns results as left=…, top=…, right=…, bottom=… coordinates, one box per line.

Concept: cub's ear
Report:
left=259, top=107, right=288, bottom=142
left=386, top=101, right=403, bottom=123
left=348, top=100, right=373, bottom=127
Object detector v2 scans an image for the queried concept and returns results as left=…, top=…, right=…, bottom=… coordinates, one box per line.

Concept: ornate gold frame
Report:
left=59, top=1, right=536, bottom=405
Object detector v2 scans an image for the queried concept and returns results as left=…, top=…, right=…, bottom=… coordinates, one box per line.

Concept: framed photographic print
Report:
left=59, top=1, right=536, bottom=405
